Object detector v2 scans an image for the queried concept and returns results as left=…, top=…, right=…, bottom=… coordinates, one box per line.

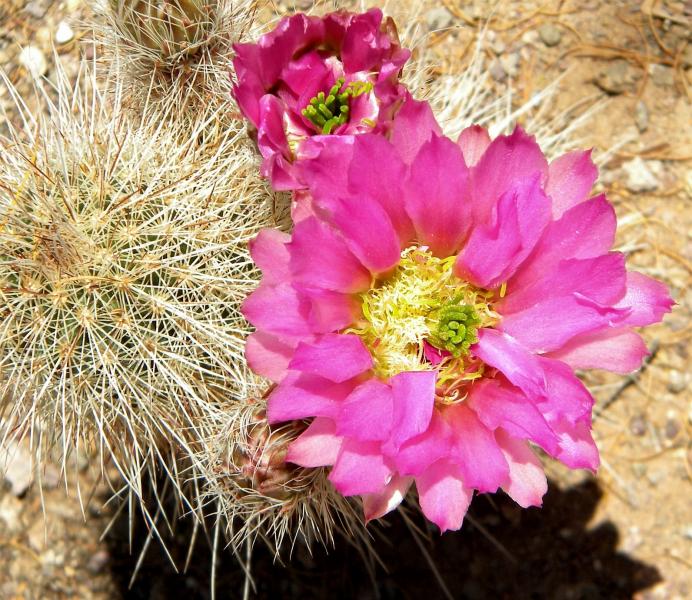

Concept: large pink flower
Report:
left=242, top=99, right=673, bottom=532
left=232, top=9, right=410, bottom=191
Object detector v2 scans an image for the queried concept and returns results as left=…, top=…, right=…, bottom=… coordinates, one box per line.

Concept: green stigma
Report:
left=432, top=301, right=482, bottom=358
left=301, top=78, right=373, bottom=134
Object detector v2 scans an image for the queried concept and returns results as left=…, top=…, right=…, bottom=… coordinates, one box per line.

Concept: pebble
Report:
left=0, top=495, right=23, bottom=533
left=667, top=369, right=688, bottom=393
left=664, top=418, right=680, bottom=440
left=594, top=59, right=632, bottom=95
left=646, top=468, right=666, bottom=486
left=635, top=100, right=649, bottom=132
left=23, top=0, right=49, bottom=18
left=426, top=7, right=454, bottom=31
left=538, top=23, right=562, bottom=47
left=649, top=64, right=674, bottom=87
left=683, top=45, right=692, bottom=69
left=499, top=52, right=520, bottom=77
left=622, top=157, right=663, bottom=193
left=55, top=21, right=74, bottom=45
left=87, top=550, right=110, bottom=574
left=18, top=46, right=48, bottom=79
left=489, top=59, right=507, bottom=82
left=683, top=525, right=692, bottom=540
left=1, top=439, right=34, bottom=496
left=490, top=38, right=506, bottom=55
left=629, top=414, right=647, bottom=436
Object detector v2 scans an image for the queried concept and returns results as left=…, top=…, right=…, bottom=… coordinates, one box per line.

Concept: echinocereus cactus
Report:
left=240, top=97, right=673, bottom=532
left=0, top=58, right=283, bottom=511
left=100, top=0, right=251, bottom=113
left=231, top=9, right=411, bottom=191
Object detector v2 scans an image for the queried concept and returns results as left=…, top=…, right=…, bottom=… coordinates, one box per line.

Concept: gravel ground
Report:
left=1, top=0, right=690, bottom=598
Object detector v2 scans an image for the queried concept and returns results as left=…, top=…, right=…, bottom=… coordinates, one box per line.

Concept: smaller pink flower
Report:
left=232, top=9, right=410, bottom=190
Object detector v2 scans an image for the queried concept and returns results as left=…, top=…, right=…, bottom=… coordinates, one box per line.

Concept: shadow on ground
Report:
left=106, top=479, right=661, bottom=600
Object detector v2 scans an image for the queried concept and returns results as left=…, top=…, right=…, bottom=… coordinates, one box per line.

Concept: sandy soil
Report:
left=0, top=0, right=690, bottom=598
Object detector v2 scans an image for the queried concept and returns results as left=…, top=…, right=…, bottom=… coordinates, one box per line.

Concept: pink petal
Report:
left=416, top=461, right=473, bottom=533
left=347, top=135, right=414, bottom=243
left=495, top=430, right=547, bottom=508
left=472, top=329, right=547, bottom=399
left=390, top=95, right=442, bottom=165
left=467, top=378, right=559, bottom=454
left=457, top=125, right=491, bottom=167
left=249, top=229, right=291, bottom=284
left=287, top=418, right=342, bottom=468
left=551, top=417, right=600, bottom=471
left=289, top=334, right=373, bottom=383
left=242, top=283, right=312, bottom=338
left=304, top=287, right=359, bottom=334
left=499, top=293, right=631, bottom=353
left=245, top=332, right=296, bottom=383
left=404, top=134, right=472, bottom=257
left=323, top=194, right=402, bottom=275
left=470, top=127, right=548, bottom=224
left=289, top=217, right=371, bottom=293
left=267, top=372, right=356, bottom=423
left=454, top=176, right=551, bottom=288
left=534, top=357, right=594, bottom=425
left=499, top=253, right=627, bottom=314
left=510, top=194, right=616, bottom=289
left=446, top=404, right=509, bottom=492
left=393, top=410, right=454, bottom=475
left=338, top=379, right=394, bottom=442
left=546, top=150, right=598, bottom=219
left=547, top=328, right=649, bottom=374
left=615, top=272, right=674, bottom=326
left=329, top=438, right=392, bottom=496
left=385, top=371, right=437, bottom=451
left=363, top=474, right=413, bottom=522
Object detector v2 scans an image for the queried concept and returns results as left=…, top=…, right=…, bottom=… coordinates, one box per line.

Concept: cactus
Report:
left=0, top=57, right=286, bottom=516
left=98, top=0, right=253, bottom=114
left=198, top=400, right=368, bottom=554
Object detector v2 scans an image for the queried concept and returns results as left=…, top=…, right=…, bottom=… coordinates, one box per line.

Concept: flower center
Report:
left=348, top=247, right=500, bottom=390
left=301, top=78, right=373, bottom=134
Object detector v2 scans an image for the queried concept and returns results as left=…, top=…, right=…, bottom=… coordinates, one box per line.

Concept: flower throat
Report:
left=302, top=78, right=373, bottom=134
left=348, top=247, right=500, bottom=384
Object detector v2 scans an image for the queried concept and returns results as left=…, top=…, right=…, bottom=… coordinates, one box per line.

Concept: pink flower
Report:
left=232, top=9, right=410, bottom=191
left=242, top=99, right=673, bottom=532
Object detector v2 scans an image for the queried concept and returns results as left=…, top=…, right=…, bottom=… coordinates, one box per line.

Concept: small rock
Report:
left=538, top=23, right=562, bottom=47
left=55, top=21, right=74, bottom=45
left=23, top=0, right=49, bottom=18
left=629, top=414, right=647, bottom=436
left=649, top=64, right=674, bottom=87
left=683, top=45, right=692, bottom=69
left=682, top=525, right=692, bottom=540
left=491, top=38, right=506, bottom=55
left=0, top=495, right=23, bottom=533
left=635, top=100, right=649, bottom=132
left=87, top=550, right=110, bottom=574
left=1, top=439, right=34, bottom=496
left=489, top=59, right=507, bottom=82
left=499, top=52, right=520, bottom=77
left=667, top=369, right=688, bottom=393
left=426, top=7, right=454, bottom=31
left=646, top=468, right=666, bottom=486
left=632, top=463, right=647, bottom=478
left=622, top=157, right=662, bottom=193
left=18, top=46, right=48, bottom=79
left=664, top=418, right=680, bottom=440
left=594, top=59, right=632, bottom=95
left=623, top=526, right=643, bottom=552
